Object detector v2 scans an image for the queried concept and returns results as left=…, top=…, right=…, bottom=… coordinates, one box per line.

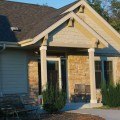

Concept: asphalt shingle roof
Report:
left=0, top=0, right=78, bottom=42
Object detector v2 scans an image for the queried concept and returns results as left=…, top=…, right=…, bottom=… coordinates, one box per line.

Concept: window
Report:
left=95, top=60, right=113, bottom=89
left=104, top=61, right=113, bottom=85
left=95, top=61, right=102, bottom=89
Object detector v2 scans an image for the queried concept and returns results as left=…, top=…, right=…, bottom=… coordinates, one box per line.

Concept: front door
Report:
left=47, top=58, right=62, bottom=89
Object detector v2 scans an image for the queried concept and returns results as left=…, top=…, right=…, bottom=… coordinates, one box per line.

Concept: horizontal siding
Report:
left=48, top=23, right=92, bottom=48
left=82, top=14, right=120, bottom=52
left=0, top=50, right=28, bottom=94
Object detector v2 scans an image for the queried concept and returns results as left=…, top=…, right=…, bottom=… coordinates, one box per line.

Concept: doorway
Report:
left=47, top=58, right=62, bottom=89
left=38, top=57, right=67, bottom=94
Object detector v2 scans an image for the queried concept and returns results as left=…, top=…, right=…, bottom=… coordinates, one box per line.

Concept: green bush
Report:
left=42, top=84, right=66, bottom=113
left=101, top=81, right=120, bottom=107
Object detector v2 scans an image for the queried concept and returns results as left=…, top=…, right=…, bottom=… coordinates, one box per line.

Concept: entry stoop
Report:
left=61, top=102, right=103, bottom=111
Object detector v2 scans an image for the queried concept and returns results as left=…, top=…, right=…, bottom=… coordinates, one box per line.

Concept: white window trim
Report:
left=94, top=56, right=116, bottom=91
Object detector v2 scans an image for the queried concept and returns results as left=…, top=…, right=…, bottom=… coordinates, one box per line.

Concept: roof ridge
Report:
left=1, top=0, right=56, bottom=9
left=58, top=0, right=78, bottom=10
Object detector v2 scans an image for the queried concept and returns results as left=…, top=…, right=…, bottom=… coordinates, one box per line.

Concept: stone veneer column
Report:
left=40, top=46, right=47, bottom=91
left=28, top=60, right=39, bottom=98
left=88, top=48, right=97, bottom=103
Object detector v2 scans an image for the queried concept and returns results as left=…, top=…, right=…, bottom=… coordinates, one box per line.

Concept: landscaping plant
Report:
left=42, top=84, right=66, bottom=113
left=101, top=80, right=120, bottom=107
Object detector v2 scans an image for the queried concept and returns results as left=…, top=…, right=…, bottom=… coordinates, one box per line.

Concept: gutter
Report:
left=0, top=41, right=20, bottom=48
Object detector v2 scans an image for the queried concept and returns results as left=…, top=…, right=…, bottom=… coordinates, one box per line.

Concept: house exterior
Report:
left=0, top=0, right=120, bottom=104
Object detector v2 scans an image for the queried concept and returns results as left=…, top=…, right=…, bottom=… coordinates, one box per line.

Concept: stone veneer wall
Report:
left=115, top=57, right=120, bottom=83
left=27, top=55, right=120, bottom=103
left=28, top=60, right=39, bottom=99
left=68, top=55, right=90, bottom=102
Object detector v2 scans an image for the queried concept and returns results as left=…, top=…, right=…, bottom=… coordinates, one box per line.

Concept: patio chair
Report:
left=74, top=84, right=86, bottom=102
left=20, top=95, right=35, bottom=105
left=1, top=95, right=39, bottom=120
left=0, top=96, right=16, bottom=120
left=74, top=84, right=86, bottom=94
left=20, top=95, right=40, bottom=120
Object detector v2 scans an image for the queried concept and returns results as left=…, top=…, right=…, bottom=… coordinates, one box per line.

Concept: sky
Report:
left=9, top=0, right=76, bottom=8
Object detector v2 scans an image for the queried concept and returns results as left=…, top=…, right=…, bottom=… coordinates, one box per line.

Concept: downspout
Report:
left=0, top=43, right=6, bottom=96
left=0, top=43, right=6, bottom=52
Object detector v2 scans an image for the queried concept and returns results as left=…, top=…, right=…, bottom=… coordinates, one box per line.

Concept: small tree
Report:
left=101, top=80, right=120, bottom=107
left=42, top=84, right=66, bottom=113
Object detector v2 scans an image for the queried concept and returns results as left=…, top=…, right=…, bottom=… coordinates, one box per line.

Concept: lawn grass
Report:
left=95, top=105, right=120, bottom=110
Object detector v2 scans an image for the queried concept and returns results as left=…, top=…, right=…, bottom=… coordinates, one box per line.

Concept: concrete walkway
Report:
left=69, top=109, right=120, bottom=120
left=38, top=103, right=120, bottom=120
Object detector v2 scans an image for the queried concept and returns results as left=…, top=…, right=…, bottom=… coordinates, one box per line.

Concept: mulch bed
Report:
left=39, top=113, right=105, bottom=120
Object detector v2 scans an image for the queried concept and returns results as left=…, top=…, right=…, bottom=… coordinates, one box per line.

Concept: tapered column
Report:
left=40, top=46, right=47, bottom=91
left=58, top=59, right=62, bottom=90
left=88, top=48, right=97, bottom=103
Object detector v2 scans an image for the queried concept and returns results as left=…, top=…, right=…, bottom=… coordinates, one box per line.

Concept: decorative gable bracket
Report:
left=68, top=17, right=74, bottom=27
left=78, top=4, right=85, bottom=13
left=92, top=38, right=99, bottom=48
left=41, top=34, right=48, bottom=46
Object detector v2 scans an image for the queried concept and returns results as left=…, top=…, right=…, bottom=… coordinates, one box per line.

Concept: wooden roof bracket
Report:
left=41, top=34, right=48, bottom=46
left=92, top=38, right=99, bottom=48
left=68, top=17, right=74, bottom=27
left=79, top=4, right=85, bottom=13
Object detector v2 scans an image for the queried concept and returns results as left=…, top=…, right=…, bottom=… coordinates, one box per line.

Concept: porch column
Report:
left=40, top=46, right=47, bottom=91
left=88, top=48, right=97, bottom=103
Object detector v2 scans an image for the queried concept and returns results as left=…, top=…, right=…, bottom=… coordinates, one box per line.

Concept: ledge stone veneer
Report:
left=115, top=57, right=120, bottom=83
left=28, top=60, right=39, bottom=100
left=68, top=55, right=90, bottom=102
left=27, top=55, right=120, bottom=103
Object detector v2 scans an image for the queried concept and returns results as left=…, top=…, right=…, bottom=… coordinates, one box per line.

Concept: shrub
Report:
left=42, top=84, right=66, bottom=113
left=101, top=81, right=120, bottom=107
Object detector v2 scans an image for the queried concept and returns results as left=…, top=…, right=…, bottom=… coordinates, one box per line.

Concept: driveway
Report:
left=69, top=109, right=120, bottom=120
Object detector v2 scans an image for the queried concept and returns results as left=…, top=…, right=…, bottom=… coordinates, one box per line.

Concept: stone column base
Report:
left=90, top=99, right=97, bottom=103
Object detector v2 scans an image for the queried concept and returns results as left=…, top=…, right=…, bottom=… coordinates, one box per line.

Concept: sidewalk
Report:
left=69, top=109, right=120, bottom=120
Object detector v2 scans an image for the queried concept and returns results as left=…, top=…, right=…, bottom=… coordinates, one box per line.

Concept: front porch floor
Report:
left=61, top=102, right=103, bottom=111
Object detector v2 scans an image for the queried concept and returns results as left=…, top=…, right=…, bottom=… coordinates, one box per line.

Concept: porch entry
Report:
left=47, top=58, right=62, bottom=89
left=38, top=57, right=66, bottom=94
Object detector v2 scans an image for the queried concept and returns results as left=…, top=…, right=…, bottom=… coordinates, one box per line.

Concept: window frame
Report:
left=94, top=57, right=115, bottom=90
left=95, top=61, right=102, bottom=89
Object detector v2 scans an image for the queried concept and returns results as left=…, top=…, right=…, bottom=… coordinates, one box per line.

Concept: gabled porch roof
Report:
left=19, top=12, right=108, bottom=49
left=18, top=0, right=120, bottom=52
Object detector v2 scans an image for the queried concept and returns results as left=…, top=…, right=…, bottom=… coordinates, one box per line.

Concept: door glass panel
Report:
left=47, top=61, right=59, bottom=88
left=104, top=61, right=113, bottom=85
left=38, top=61, right=41, bottom=94
left=95, top=61, right=102, bottom=89
left=61, top=60, right=66, bottom=91
left=39, top=58, right=66, bottom=93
